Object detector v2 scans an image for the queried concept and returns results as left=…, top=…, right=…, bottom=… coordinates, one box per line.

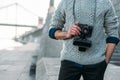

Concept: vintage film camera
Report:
left=73, top=23, right=93, bottom=51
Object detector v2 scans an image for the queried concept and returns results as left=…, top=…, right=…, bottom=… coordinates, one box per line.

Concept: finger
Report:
left=69, top=25, right=81, bottom=36
left=70, top=30, right=77, bottom=36
left=71, top=27, right=80, bottom=35
left=75, top=22, right=79, bottom=26
left=74, top=25, right=81, bottom=31
left=71, top=29, right=79, bottom=36
left=71, top=32, right=76, bottom=37
left=72, top=25, right=81, bottom=34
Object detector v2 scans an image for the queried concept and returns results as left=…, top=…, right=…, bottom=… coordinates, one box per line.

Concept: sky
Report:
left=0, top=0, right=60, bottom=19
left=0, top=0, right=61, bottom=38
left=0, top=0, right=61, bottom=49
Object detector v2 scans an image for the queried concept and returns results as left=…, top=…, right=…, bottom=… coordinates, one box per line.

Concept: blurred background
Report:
left=0, top=0, right=60, bottom=50
left=0, top=0, right=120, bottom=80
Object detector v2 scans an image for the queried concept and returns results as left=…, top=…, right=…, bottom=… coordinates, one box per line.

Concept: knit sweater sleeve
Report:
left=104, top=0, right=119, bottom=45
left=49, top=0, right=66, bottom=39
left=50, top=0, right=66, bottom=29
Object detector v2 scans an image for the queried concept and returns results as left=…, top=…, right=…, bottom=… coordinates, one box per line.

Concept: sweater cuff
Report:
left=106, top=36, right=119, bottom=45
left=49, top=28, right=62, bottom=39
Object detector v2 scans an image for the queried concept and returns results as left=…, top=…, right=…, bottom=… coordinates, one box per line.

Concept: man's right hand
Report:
left=66, top=24, right=81, bottom=39
left=54, top=24, right=81, bottom=40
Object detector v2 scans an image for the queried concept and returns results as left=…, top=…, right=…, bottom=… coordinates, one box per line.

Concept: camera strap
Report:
left=72, top=0, right=97, bottom=26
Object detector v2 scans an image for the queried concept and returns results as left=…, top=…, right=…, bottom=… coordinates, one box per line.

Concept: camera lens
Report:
left=83, top=28, right=88, bottom=34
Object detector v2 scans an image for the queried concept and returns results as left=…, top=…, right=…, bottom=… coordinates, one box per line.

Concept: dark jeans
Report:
left=58, top=60, right=107, bottom=80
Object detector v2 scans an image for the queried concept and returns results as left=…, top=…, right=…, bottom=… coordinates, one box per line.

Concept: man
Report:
left=49, top=0, right=119, bottom=80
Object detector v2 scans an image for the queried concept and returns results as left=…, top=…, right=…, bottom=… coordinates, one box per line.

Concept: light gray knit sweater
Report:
left=50, top=0, right=119, bottom=65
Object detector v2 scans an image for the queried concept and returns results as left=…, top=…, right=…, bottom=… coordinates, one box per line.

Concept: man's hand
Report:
left=66, top=24, right=81, bottom=39
left=55, top=24, right=81, bottom=40
left=105, top=43, right=116, bottom=64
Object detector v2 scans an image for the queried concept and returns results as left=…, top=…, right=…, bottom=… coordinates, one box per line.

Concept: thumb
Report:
left=75, top=22, right=80, bottom=26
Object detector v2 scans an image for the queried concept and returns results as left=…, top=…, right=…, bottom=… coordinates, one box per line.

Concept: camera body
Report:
left=73, top=23, right=93, bottom=51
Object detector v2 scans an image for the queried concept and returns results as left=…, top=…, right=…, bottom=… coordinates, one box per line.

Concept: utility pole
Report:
left=48, top=0, right=55, bottom=13
left=49, top=0, right=54, bottom=7
left=36, top=0, right=62, bottom=79
left=15, top=3, right=18, bottom=38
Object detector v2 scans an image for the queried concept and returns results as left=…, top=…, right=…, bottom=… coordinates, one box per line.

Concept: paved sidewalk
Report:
left=1, top=42, right=120, bottom=80
left=0, top=43, right=39, bottom=80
